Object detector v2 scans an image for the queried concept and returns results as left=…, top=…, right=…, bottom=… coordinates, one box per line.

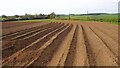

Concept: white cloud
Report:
left=0, top=0, right=119, bottom=15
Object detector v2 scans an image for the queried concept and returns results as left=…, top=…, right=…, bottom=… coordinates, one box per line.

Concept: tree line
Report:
left=1, top=12, right=56, bottom=21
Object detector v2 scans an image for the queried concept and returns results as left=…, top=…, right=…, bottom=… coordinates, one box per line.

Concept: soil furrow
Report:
left=64, top=25, right=78, bottom=66
left=2, top=21, right=118, bottom=67
left=2, top=23, right=57, bottom=49
left=2, top=22, right=55, bottom=38
left=29, top=24, right=73, bottom=66
left=2, top=24, right=69, bottom=66
left=11, top=23, right=63, bottom=40
left=82, top=24, right=118, bottom=66
left=2, top=24, right=57, bottom=50
left=22, top=24, right=69, bottom=52
left=57, top=26, right=75, bottom=66
left=73, top=25, right=89, bottom=66
left=2, top=23, right=64, bottom=59
left=2, top=23, right=48, bottom=36
left=2, top=23, right=55, bottom=40
left=88, top=25, right=118, bottom=64
left=90, top=24, right=118, bottom=43
left=47, top=24, right=76, bottom=66
left=81, top=24, right=96, bottom=66
left=2, top=22, right=33, bottom=29
left=25, top=24, right=71, bottom=67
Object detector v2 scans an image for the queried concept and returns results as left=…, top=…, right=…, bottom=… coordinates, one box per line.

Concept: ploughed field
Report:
left=1, top=21, right=119, bottom=66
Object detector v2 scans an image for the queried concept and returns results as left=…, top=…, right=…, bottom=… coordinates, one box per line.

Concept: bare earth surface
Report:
left=1, top=21, right=119, bottom=67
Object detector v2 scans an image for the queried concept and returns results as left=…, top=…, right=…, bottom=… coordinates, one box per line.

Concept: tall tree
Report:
left=14, top=15, right=19, bottom=18
left=2, top=15, right=7, bottom=18
left=49, top=12, right=56, bottom=19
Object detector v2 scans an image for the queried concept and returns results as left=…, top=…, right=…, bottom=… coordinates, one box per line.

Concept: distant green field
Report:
left=56, top=14, right=119, bottom=25
left=0, top=18, right=6, bottom=20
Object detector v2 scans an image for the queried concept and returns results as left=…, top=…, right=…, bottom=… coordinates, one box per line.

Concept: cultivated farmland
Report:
left=1, top=21, right=119, bottom=67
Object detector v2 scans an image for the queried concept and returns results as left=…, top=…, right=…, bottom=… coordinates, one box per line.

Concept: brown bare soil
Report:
left=1, top=21, right=118, bottom=67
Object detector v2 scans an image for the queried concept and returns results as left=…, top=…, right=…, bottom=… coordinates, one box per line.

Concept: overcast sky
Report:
left=0, top=0, right=119, bottom=16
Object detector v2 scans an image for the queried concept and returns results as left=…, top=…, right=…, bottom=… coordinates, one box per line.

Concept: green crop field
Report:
left=0, top=18, right=6, bottom=20
left=56, top=14, right=119, bottom=25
